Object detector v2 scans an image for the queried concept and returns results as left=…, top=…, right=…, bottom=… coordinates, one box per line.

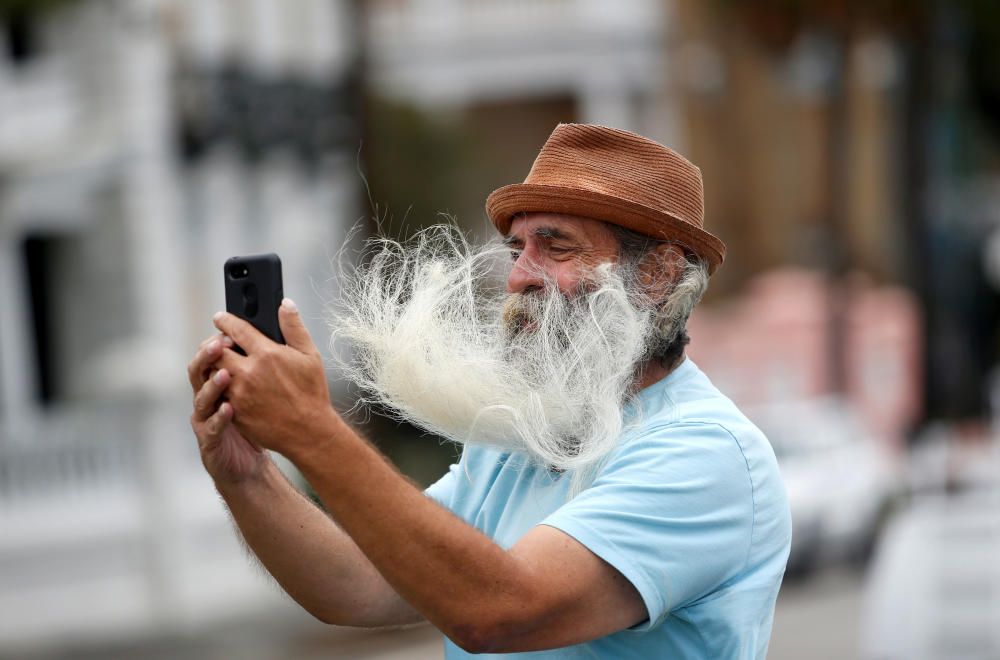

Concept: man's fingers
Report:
left=188, top=338, right=222, bottom=390
left=213, top=312, right=267, bottom=355
left=200, top=401, right=233, bottom=446
left=214, top=347, right=245, bottom=379
left=187, top=334, right=235, bottom=390
left=278, top=298, right=319, bottom=356
left=199, top=333, right=234, bottom=353
left=193, top=368, right=231, bottom=421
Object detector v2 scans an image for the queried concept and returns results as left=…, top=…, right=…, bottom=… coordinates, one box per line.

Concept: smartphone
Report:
left=224, top=253, right=285, bottom=354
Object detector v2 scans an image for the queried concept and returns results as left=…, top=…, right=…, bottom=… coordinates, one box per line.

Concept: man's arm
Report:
left=213, top=305, right=647, bottom=653
left=217, top=459, right=424, bottom=628
left=291, top=414, right=646, bottom=653
left=188, top=330, right=419, bottom=628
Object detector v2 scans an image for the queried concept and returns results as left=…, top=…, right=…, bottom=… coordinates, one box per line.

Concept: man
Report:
left=188, top=123, right=791, bottom=658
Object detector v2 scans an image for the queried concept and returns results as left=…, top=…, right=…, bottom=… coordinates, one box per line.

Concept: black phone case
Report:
left=224, top=253, right=285, bottom=351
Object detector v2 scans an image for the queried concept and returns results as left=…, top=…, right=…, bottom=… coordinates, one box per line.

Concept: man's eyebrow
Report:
left=503, top=227, right=576, bottom=246
left=533, top=226, right=574, bottom=241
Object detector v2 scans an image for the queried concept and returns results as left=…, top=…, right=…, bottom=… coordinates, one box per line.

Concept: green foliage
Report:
left=362, top=95, right=473, bottom=239
left=354, top=96, right=474, bottom=477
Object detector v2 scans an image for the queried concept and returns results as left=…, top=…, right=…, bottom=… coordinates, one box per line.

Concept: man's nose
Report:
left=506, top=252, right=544, bottom=294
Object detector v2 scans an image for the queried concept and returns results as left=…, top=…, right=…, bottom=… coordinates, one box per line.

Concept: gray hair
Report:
left=609, top=225, right=710, bottom=368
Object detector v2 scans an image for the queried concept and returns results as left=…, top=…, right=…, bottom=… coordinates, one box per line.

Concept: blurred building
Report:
left=362, top=0, right=675, bottom=240
left=664, top=1, right=905, bottom=294
left=366, top=0, right=668, bottom=134
left=0, top=0, right=358, bottom=650
left=669, top=0, right=1000, bottom=428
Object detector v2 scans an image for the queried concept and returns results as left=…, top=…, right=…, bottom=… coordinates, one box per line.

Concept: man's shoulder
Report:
left=619, top=360, right=791, bottom=565
left=633, top=358, right=764, bottom=444
left=626, top=360, right=786, bottom=508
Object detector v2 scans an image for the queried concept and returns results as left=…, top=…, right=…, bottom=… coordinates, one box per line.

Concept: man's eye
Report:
left=509, top=250, right=522, bottom=262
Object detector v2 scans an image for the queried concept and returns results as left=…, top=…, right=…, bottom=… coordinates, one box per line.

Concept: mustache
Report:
left=501, top=291, right=550, bottom=335
left=500, top=289, right=579, bottom=346
left=501, top=295, right=532, bottom=335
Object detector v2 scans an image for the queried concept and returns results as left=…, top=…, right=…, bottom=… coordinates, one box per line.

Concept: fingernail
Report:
left=282, top=298, right=297, bottom=313
left=207, top=339, right=220, bottom=353
left=213, top=311, right=224, bottom=322
left=213, top=370, right=225, bottom=385
left=221, top=335, right=234, bottom=347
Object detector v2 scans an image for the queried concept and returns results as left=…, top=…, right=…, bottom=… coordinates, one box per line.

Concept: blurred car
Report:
left=861, top=488, right=1000, bottom=660
left=746, top=398, right=902, bottom=575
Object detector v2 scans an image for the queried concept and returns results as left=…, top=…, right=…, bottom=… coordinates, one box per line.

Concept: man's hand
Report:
left=186, top=308, right=425, bottom=629
left=188, top=333, right=269, bottom=484
left=211, top=299, right=336, bottom=460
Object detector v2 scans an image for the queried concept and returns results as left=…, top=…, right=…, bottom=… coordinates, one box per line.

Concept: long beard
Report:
left=327, top=226, right=655, bottom=485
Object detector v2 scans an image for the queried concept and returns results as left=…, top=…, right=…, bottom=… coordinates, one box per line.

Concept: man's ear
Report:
left=638, top=243, right=685, bottom=305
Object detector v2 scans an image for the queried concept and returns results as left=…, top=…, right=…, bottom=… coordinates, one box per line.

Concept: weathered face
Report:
left=503, top=213, right=621, bottom=296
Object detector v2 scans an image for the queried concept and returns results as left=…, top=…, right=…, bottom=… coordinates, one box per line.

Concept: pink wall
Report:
left=687, top=269, right=921, bottom=449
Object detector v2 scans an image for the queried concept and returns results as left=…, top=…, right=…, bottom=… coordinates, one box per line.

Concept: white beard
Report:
left=327, top=226, right=657, bottom=489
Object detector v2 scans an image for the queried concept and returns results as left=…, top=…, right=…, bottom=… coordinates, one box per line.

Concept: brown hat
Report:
left=486, top=123, right=726, bottom=273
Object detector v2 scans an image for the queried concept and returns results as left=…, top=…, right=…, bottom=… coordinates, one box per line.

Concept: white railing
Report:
left=0, top=402, right=142, bottom=501
left=0, top=400, right=280, bottom=650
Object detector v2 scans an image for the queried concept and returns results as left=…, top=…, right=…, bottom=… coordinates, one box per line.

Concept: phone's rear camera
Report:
left=230, top=264, right=249, bottom=279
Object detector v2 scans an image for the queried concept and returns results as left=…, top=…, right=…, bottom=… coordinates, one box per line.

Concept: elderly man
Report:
left=188, top=124, right=791, bottom=658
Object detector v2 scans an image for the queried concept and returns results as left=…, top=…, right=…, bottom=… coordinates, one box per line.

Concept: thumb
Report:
left=278, top=298, right=317, bottom=355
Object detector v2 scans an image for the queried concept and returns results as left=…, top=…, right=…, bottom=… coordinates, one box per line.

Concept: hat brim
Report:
left=486, top=183, right=726, bottom=274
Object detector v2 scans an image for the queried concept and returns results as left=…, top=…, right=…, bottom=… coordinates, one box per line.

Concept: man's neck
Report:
left=632, top=352, right=685, bottom=393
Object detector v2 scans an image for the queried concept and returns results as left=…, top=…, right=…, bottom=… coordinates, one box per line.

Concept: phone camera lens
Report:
left=230, top=264, right=249, bottom=279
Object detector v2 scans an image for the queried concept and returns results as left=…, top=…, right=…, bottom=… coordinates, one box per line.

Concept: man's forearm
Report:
left=216, top=459, right=422, bottom=627
left=292, top=412, right=541, bottom=651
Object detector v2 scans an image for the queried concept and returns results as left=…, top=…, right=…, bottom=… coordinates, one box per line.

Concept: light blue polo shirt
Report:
left=425, top=358, right=791, bottom=659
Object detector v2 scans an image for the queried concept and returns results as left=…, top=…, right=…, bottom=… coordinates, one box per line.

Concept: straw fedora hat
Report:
left=486, top=123, right=726, bottom=274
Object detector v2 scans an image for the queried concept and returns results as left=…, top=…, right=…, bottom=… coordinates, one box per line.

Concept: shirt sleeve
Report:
left=424, top=459, right=461, bottom=509
left=540, top=422, right=754, bottom=629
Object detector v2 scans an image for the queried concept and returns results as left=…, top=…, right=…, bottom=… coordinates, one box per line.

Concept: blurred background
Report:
left=2, top=0, right=1000, bottom=658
